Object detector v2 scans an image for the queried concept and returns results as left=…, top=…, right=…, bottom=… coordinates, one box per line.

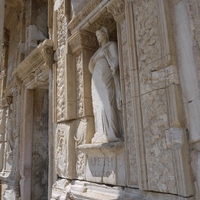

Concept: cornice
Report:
left=13, top=39, right=54, bottom=89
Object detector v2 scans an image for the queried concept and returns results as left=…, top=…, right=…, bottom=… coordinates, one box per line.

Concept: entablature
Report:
left=13, top=39, right=54, bottom=89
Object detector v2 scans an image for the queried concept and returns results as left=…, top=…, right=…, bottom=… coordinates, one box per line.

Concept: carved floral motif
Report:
left=56, top=126, right=68, bottom=177
left=56, top=1, right=68, bottom=58
left=134, top=0, right=161, bottom=67
left=76, top=54, right=84, bottom=117
left=141, top=89, right=177, bottom=193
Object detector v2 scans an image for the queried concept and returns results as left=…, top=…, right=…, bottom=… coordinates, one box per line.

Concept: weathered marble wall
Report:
left=173, top=0, right=200, bottom=199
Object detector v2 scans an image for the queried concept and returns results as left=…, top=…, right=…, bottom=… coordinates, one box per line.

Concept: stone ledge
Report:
left=51, top=179, right=195, bottom=200
left=78, top=141, right=123, bottom=154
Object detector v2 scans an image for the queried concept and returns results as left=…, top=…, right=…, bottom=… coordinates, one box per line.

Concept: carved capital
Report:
left=107, top=0, right=125, bottom=20
left=68, top=30, right=98, bottom=53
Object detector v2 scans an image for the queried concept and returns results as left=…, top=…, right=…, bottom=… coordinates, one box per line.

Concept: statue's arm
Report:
left=107, top=42, right=119, bottom=74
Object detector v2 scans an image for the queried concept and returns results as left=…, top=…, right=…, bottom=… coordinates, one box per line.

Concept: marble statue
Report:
left=89, top=27, right=122, bottom=143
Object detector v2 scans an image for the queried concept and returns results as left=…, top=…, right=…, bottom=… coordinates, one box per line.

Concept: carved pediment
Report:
left=13, top=40, right=54, bottom=89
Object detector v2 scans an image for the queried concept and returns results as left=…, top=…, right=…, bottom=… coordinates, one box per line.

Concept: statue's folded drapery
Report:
left=89, top=38, right=122, bottom=143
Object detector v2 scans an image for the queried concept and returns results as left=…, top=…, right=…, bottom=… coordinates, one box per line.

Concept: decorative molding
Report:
left=13, top=40, right=54, bottom=89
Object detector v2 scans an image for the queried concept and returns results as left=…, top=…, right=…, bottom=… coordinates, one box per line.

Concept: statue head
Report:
left=96, top=27, right=109, bottom=46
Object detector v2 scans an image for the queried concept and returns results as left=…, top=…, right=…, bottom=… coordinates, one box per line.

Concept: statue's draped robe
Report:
left=89, top=41, right=121, bottom=142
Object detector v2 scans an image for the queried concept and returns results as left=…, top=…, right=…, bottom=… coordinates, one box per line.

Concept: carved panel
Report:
left=74, top=117, right=95, bottom=179
left=56, top=59, right=66, bottom=121
left=55, top=123, right=75, bottom=179
left=141, top=89, right=177, bottom=193
left=133, top=0, right=173, bottom=95
left=134, top=0, right=161, bottom=67
left=56, top=1, right=68, bottom=59
left=127, top=0, right=193, bottom=195
left=75, top=54, right=84, bottom=117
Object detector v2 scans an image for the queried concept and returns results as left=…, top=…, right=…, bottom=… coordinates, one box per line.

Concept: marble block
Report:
left=78, top=142, right=125, bottom=186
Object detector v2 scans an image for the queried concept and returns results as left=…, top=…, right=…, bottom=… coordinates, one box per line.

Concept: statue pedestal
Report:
left=78, top=142, right=125, bottom=186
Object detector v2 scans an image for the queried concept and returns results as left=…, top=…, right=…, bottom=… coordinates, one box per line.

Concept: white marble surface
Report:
left=89, top=27, right=122, bottom=143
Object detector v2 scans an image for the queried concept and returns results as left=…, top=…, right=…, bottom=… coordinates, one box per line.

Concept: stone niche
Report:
left=67, top=0, right=126, bottom=187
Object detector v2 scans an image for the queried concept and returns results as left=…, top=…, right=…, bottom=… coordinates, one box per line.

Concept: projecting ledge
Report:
left=78, top=141, right=123, bottom=154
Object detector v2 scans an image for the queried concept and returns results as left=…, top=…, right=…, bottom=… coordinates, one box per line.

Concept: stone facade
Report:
left=0, top=0, right=199, bottom=199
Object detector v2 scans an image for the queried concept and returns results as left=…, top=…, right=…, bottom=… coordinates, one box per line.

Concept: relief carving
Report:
left=141, top=89, right=177, bottom=193
left=74, top=118, right=94, bottom=179
left=56, top=1, right=68, bottom=59
left=88, top=27, right=122, bottom=143
left=56, top=127, right=67, bottom=177
left=56, top=60, right=66, bottom=121
left=134, top=0, right=161, bottom=65
left=76, top=54, right=84, bottom=117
